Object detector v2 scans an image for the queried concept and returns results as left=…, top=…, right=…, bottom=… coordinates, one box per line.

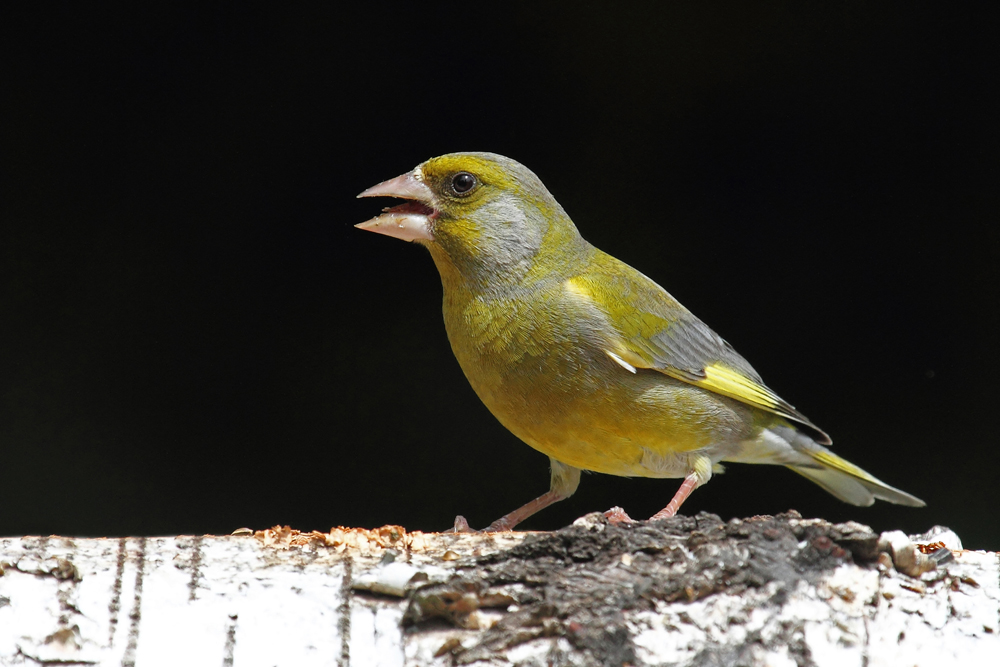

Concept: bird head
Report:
left=357, top=152, right=587, bottom=289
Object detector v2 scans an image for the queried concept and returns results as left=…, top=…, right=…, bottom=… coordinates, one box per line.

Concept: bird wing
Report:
left=565, top=258, right=829, bottom=443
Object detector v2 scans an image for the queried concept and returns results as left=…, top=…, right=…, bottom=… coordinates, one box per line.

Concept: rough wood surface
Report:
left=1, top=513, right=996, bottom=666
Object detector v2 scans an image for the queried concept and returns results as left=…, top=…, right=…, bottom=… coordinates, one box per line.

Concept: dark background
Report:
left=3, top=5, right=997, bottom=549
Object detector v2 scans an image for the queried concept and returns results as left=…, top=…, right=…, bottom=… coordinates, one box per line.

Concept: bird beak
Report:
left=355, top=171, right=437, bottom=242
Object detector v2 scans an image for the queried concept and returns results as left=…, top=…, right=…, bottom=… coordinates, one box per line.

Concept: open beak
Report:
left=356, top=171, right=437, bottom=242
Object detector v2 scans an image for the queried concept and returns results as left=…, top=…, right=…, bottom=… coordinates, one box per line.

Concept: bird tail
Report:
left=787, top=447, right=925, bottom=507
left=737, top=425, right=925, bottom=507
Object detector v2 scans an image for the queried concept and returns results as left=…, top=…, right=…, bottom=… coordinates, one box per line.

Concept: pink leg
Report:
left=448, top=489, right=570, bottom=533
left=448, top=460, right=581, bottom=533
left=649, top=472, right=700, bottom=521
left=484, top=489, right=567, bottom=532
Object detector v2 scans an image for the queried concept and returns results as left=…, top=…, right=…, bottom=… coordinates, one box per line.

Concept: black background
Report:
left=4, top=5, right=997, bottom=549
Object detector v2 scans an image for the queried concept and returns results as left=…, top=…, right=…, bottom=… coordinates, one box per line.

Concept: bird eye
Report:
left=451, top=172, right=477, bottom=195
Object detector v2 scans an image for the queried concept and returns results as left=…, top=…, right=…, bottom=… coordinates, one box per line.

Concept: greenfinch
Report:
left=356, top=152, right=924, bottom=531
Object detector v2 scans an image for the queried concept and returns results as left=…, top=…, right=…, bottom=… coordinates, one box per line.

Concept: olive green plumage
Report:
left=357, top=152, right=924, bottom=530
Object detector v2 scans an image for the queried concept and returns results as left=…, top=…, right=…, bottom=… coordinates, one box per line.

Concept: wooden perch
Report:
left=0, top=512, right=996, bottom=666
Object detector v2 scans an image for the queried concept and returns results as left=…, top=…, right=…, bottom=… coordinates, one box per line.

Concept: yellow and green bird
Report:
left=356, top=152, right=924, bottom=531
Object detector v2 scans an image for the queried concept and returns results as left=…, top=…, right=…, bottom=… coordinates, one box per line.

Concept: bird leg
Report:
left=602, top=473, right=699, bottom=525
left=449, top=459, right=582, bottom=533
left=604, top=458, right=710, bottom=524
left=483, top=489, right=568, bottom=532
left=449, top=490, right=570, bottom=532
left=649, top=471, right=700, bottom=520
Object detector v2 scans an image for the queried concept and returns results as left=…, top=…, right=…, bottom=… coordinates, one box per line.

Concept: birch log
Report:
left=0, top=512, right=996, bottom=666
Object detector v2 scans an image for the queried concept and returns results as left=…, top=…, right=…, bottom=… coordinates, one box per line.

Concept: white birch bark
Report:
left=0, top=518, right=996, bottom=666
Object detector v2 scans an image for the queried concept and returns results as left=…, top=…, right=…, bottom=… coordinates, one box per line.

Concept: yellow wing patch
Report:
left=687, top=363, right=829, bottom=442
left=562, top=275, right=827, bottom=439
left=694, top=363, right=782, bottom=412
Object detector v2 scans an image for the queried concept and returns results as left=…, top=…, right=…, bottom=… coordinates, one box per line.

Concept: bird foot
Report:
left=604, top=506, right=636, bottom=525
left=445, top=515, right=475, bottom=533
left=444, top=515, right=516, bottom=533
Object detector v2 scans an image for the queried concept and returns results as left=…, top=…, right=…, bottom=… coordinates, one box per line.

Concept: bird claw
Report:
left=443, top=514, right=515, bottom=533
left=604, top=506, right=636, bottom=525
left=445, top=515, right=475, bottom=533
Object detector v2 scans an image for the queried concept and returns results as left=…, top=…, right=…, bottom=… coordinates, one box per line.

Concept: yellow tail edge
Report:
left=789, top=449, right=925, bottom=507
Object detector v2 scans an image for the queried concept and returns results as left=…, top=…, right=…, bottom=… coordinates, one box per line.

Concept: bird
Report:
left=355, top=152, right=925, bottom=532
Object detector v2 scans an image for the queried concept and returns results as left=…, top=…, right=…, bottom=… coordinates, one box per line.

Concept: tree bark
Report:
left=1, top=513, right=996, bottom=666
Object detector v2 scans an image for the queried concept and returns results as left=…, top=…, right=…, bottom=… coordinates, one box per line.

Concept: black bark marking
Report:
left=222, top=614, right=238, bottom=667
left=188, top=535, right=205, bottom=602
left=120, top=537, right=146, bottom=667
left=108, top=537, right=128, bottom=647
left=338, top=554, right=353, bottom=667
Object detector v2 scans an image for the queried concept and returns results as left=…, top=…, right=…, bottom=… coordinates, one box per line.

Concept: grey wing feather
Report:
left=585, top=254, right=829, bottom=441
